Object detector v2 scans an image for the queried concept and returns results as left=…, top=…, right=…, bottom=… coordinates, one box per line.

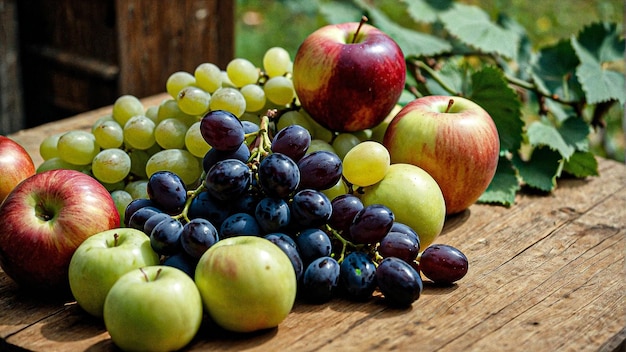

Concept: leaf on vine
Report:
left=563, top=151, right=599, bottom=178
left=400, top=0, right=454, bottom=24
left=558, top=116, right=590, bottom=152
left=478, top=156, right=519, bottom=206
left=363, top=3, right=452, bottom=57
left=439, top=3, right=519, bottom=58
left=571, top=23, right=626, bottom=105
left=318, top=1, right=363, bottom=25
left=512, top=147, right=561, bottom=192
left=527, top=119, right=575, bottom=160
left=422, top=59, right=467, bottom=96
left=497, top=14, right=533, bottom=80
left=468, top=66, right=524, bottom=153
left=531, top=40, right=584, bottom=102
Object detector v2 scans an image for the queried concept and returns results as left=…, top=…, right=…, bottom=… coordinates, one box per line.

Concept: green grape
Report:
left=125, top=180, right=149, bottom=199
left=177, top=86, right=211, bottom=116
left=263, top=47, right=292, bottom=78
left=209, top=87, right=246, bottom=117
left=240, top=112, right=261, bottom=124
left=276, top=110, right=313, bottom=132
left=226, top=58, right=259, bottom=87
left=321, top=178, right=349, bottom=201
left=91, top=114, right=115, bottom=133
left=306, top=139, right=336, bottom=154
left=302, top=109, right=334, bottom=142
left=155, top=118, right=188, bottom=149
left=101, top=180, right=126, bottom=192
left=57, top=130, right=100, bottom=165
left=195, top=63, right=222, bottom=93
left=264, top=76, right=295, bottom=106
left=128, top=149, right=150, bottom=179
left=39, top=133, right=63, bottom=160
left=166, top=71, right=196, bottom=98
left=36, top=157, right=88, bottom=173
left=110, top=189, right=133, bottom=224
left=93, top=120, right=124, bottom=149
left=332, top=133, right=361, bottom=160
left=124, top=115, right=156, bottom=150
left=352, top=128, right=373, bottom=142
left=146, top=149, right=202, bottom=186
left=220, top=71, right=236, bottom=88
left=112, top=95, right=144, bottom=126
left=240, top=84, right=266, bottom=112
left=145, top=105, right=160, bottom=123
left=92, top=148, right=132, bottom=184
left=157, top=99, right=197, bottom=126
left=185, top=121, right=211, bottom=158
left=342, top=141, right=390, bottom=187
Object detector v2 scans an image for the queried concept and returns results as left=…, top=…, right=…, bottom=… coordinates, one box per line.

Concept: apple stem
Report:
left=352, top=15, right=369, bottom=44
left=445, top=98, right=455, bottom=113
left=113, top=233, right=119, bottom=247
left=140, top=267, right=149, bottom=282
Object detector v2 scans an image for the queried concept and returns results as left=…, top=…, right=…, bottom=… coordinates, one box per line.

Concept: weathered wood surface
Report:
left=3, top=98, right=626, bottom=351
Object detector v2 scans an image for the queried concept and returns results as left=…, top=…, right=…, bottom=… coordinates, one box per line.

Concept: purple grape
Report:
left=378, top=231, right=420, bottom=263
left=339, top=251, right=377, bottom=300
left=375, top=257, right=423, bottom=307
left=180, top=218, right=219, bottom=259
left=220, top=212, right=261, bottom=238
left=297, top=151, right=342, bottom=190
left=295, top=228, right=332, bottom=264
left=290, top=189, right=332, bottom=228
left=258, top=153, right=300, bottom=198
left=271, top=124, right=311, bottom=161
left=349, top=204, right=394, bottom=245
left=187, top=191, right=230, bottom=228
left=205, top=159, right=252, bottom=201
left=329, top=194, right=363, bottom=235
left=254, top=197, right=291, bottom=233
left=163, top=252, right=198, bottom=278
left=147, top=171, right=187, bottom=214
left=127, top=206, right=161, bottom=231
left=143, top=212, right=172, bottom=236
left=264, top=232, right=304, bottom=281
left=301, top=256, right=340, bottom=303
left=150, top=217, right=183, bottom=255
left=202, top=143, right=251, bottom=172
left=419, top=244, right=469, bottom=284
left=200, top=110, right=245, bottom=151
left=124, top=198, right=157, bottom=227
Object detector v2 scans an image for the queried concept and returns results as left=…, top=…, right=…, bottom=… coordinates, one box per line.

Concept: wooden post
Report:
left=0, top=0, right=25, bottom=135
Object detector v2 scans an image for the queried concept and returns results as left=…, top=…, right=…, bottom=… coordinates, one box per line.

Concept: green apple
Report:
left=104, top=265, right=203, bottom=352
left=359, top=163, right=446, bottom=250
left=195, top=236, right=297, bottom=333
left=68, top=228, right=160, bottom=317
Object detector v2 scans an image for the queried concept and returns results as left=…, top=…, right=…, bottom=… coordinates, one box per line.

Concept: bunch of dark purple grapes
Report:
left=124, top=109, right=469, bottom=307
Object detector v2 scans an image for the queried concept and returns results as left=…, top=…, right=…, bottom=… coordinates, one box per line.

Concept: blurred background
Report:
left=0, top=0, right=623, bottom=160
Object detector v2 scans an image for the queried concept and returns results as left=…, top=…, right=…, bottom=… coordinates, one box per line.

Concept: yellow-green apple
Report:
left=358, top=163, right=446, bottom=250
left=0, top=136, right=35, bottom=204
left=68, top=228, right=160, bottom=317
left=383, top=96, right=500, bottom=215
left=0, top=169, right=120, bottom=293
left=103, top=266, right=203, bottom=352
left=195, top=236, right=297, bottom=332
left=293, top=19, right=406, bottom=132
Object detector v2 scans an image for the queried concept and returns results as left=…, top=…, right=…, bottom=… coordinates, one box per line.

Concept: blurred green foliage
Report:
left=234, top=0, right=624, bottom=162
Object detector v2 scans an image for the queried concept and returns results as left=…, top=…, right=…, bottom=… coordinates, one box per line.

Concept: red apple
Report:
left=383, top=96, right=500, bottom=215
left=0, top=169, right=121, bottom=293
left=293, top=19, right=406, bottom=132
left=0, top=136, right=35, bottom=204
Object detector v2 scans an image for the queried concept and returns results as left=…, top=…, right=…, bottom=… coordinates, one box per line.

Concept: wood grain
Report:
left=2, top=98, right=625, bottom=351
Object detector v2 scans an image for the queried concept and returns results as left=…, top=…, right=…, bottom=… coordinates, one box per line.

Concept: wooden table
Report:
left=3, top=96, right=625, bottom=351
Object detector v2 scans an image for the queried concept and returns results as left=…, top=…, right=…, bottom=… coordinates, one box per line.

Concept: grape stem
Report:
left=326, top=224, right=363, bottom=263
left=172, top=182, right=207, bottom=223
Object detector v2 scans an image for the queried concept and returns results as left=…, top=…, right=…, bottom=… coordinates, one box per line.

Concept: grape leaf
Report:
left=512, top=147, right=562, bottom=192
left=526, top=119, right=575, bottom=160
left=558, top=116, right=590, bottom=152
left=468, top=66, right=524, bottom=153
left=318, top=1, right=363, bottom=25
left=439, top=3, right=519, bottom=58
left=531, top=40, right=584, bottom=102
left=571, top=23, right=626, bottom=105
left=400, top=0, right=454, bottom=24
left=478, top=156, right=519, bottom=206
left=563, top=151, right=599, bottom=178
left=362, top=3, right=452, bottom=57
